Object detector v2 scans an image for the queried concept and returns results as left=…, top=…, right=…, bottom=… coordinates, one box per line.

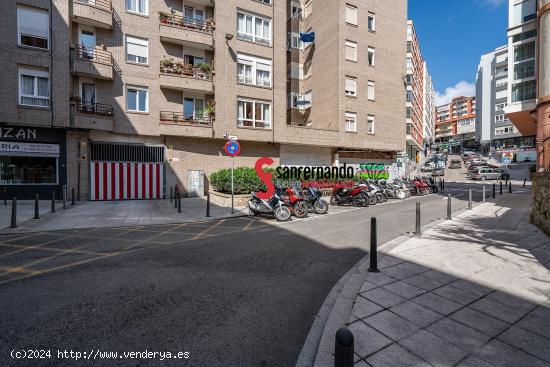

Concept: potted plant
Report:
left=158, top=11, right=171, bottom=23
left=160, top=57, right=176, bottom=73
left=205, top=102, right=215, bottom=118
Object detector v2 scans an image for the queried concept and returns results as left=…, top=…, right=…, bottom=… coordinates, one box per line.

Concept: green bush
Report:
left=210, top=167, right=269, bottom=194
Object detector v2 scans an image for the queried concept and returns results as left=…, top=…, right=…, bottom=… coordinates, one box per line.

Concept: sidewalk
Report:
left=0, top=198, right=246, bottom=233
left=311, top=193, right=550, bottom=367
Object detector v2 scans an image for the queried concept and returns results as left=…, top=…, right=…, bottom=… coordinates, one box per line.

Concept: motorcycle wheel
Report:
left=330, top=196, right=338, bottom=206
left=293, top=202, right=308, bottom=218
left=432, top=186, right=439, bottom=193
left=382, top=193, right=388, bottom=202
left=274, top=206, right=292, bottom=222
left=375, top=193, right=384, bottom=203
left=396, top=189, right=407, bottom=200
left=248, top=207, right=257, bottom=217
left=313, top=199, right=329, bottom=214
left=368, top=195, right=377, bottom=206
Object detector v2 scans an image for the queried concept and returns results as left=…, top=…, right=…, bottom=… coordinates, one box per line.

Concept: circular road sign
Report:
left=224, top=140, right=241, bottom=157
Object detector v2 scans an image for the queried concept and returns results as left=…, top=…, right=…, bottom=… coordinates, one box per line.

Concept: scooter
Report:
left=248, top=191, right=292, bottom=221
left=281, top=187, right=308, bottom=218
left=377, top=180, right=407, bottom=200
left=302, top=186, right=329, bottom=214
left=363, top=180, right=386, bottom=203
left=330, top=184, right=369, bottom=207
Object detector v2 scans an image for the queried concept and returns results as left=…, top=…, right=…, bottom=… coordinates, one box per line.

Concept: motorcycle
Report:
left=363, top=180, right=386, bottom=204
left=377, top=180, right=407, bottom=200
left=248, top=191, right=292, bottom=221
left=330, top=184, right=369, bottom=207
left=411, top=177, right=431, bottom=196
left=426, top=177, right=439, bottom=193
left=302, top=186, right=329, bottom=214
left=281, top=187, right=308, bottom=218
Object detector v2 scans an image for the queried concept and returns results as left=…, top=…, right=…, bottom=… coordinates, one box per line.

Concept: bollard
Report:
left=10, top=198, right=17, bottom=229
left=334, top=328, right=354, bottom=367
left=34, top=194, right=40, bottom=219
left=170, top=187, right=173, bottom=203
left=206, top=193, right=211, bottom=217
left=51, top=190, right=56, bottom=213
left=500, top=181, right=503, bottom=195
left=177, top=194, right=182, bottom=213
left=505, top=177, right=508, bottom=186
left=447, top=194, right=452, bottom=220
left=71, top=188, right=75, bottom=205
left=509, top=182, right=512, bottom=194
left=493, top=183, right=496, bottom=199
left=468, top=189, right=472, bottom=210
left=523, top=178, right=526, bottom=188
left=415, top=202, right=421, bottom=236
left=368, top=217, right=379, bottom=272
left=483, top=186, right=486, bottom=203
left=174, top=192, right=178, bottom=208
left=63, top=186, right=67, bottom=210
left=442, top=179, right=445, bottom=191
left=439, top=178, right=443, bottom=190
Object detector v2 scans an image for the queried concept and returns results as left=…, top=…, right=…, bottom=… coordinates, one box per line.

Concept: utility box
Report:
left=188, top=170, right=205, bottom=197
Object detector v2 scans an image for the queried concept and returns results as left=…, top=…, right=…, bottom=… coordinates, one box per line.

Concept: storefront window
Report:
left=0, top=156, right=57, bottom=184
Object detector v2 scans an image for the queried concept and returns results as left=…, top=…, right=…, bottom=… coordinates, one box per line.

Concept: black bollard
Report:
left=51, top=190, right=56, bottom=213
left=523, top=178, right=526, bottom=188
left=206, top=193, right=211, bottom=217
left=447, top=194, right=452, bottom=220
left=170, top=187, right=173, bottom=203
left=368, top=217, right=379, bottom=272
left=442, top=179, right=445, bottom=191
left=334, top=328, right=354, bottom=367
left=174, top=193, right=178, bottom=208
left=493, top=183, right=496, bottom=199
left=34, top=194, right=40, bottom=219
left=505, top=177, right=508, bottom=186
left=468, top=189, right=472, bottom=210
left=72, top=188, right=75, bottom=205
left=500, top=181, right=503, bottom=195
left=483, top=186, right=486, bottom=203
left=415, top=202, right=421, bottom=236
left=509, top=182, right=512, bottom=193
left=439, top=178, right=443, bottom=190
left=10, top=198, right=17, bottom=229
left=177, top=194, right=182, bottom=213
left=63, top=186, right=67, bottom=210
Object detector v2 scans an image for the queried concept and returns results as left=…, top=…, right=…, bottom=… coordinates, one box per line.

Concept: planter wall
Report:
left=209, top=191, right=250, bottom=207
left=531, top=172, right=550, bottom=236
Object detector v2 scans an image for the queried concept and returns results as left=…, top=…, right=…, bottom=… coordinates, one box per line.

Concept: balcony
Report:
left=159, top=13, right=214, bottom=49
left=159, top=111, right=213, bottom=138
left=70, top=102, right=113, bottom=131
left=71, top=45, right=113, bottom=80
left=159, top=60, right=214, bottom=92
left=71, top=0, right=112, bottom=30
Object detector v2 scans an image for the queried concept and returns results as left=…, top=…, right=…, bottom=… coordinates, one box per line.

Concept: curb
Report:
left=297, top=201, right=491, bottom=367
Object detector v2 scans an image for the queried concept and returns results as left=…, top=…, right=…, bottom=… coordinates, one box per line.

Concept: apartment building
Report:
left=435, top=96, right=477, bottom=153
left=422, top=62, right=436, bottom=150
left=405, top=20, right=424, bottom=162
left=476, top=44, right=535, bottom=155
left=504, top=0, right=550, bottom=170
left=0, top=0, right=407, bottom=200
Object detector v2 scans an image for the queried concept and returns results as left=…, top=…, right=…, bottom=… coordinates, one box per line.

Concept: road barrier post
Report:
left=51, top=191, right=56, bottom=213
left=500, top=181, right=503, bottom=195
left=447, top=194, right=452, bottom=220
left=34, top=194, right=40, bottom=219
left=468, top=189, right=472, bottom=210
left=415, top=202, right=421, bottom=236
left=334, top=328, right=354, bottom=367
left=493, top=183, right=496, bottom=199
left=482, top=186, right=486, bottom=203
left=442, top=179, right=445, bottom=191
left=439, top=178, right=443, bottom=191
left=10, top=198, right=17, bottom=228
left=72, top=188, right=75, bottom=205
left=509, top=182, right=512, bottom=194
left=523, top=178, right=526, bottom=188
left=368, top=217, right=379, bottom=273
left=62, top=185, right=67, bottom=210
left=174, top=193, right=178, bottom=208
left=505, top=177, right=508, bottom=186
left=170, top=187, right=173, bottom=203
left=206, top=193, right=211, bottom=217
left=177, top=194, right=182, bottom=213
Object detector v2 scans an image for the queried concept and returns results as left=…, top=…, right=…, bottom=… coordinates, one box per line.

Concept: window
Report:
left=345, top=4, right=357, bottom=26
left=406, top=107, right=412, bottom=118
left=345, top=112, right=357, bottom=132
left=495, top=114, right=506, bottom=122
left=290, top=32, right=304, bottom=50
left=514, top=41, right=535, bottom=62
left=406, top=90, right=413, bottom=102
left=367, top=115, right=375, bottom=134
left=184, top=6, right=205, bottom=24
left=290, top=2, right=302, bottom=19
left=237, top=12, right=271, bottom=46
left=126, top=86, right=148, bottom=112
left=514, top=59, right=535, bottom=79
left=345, top=40, right=357, bottom=61
left=345, top=77, right=357, bottom=97
left=368, top=47, right=375, bottom=66
left=126, top=0, right=148, bottom=15
left=512, top=80, right=536, bottom=102
left=238, top=99, right=271, bottom=128
left=291, top=62, right=304, bottom=80
left=367, top=81, right=375, bottom=101
left=19, top=67, right=49, bottom=107
left=0, top=156, right=58, bottom=185
left=184, top=97, right=205, bottom=119
left=237, top=54, right=272, bottom=87
left=126, top=36, right=148, bottom=65
left=184, top=54, right=205, bottom=66
left=17, top=6, right=49, bottom=49
left=513, top=29, right=537, bottom=43
left=258, top=0, right=271, bottom=4
left=304, top=0, right=313, bottom=18
left=368, top=12, right=375, bottom=32
left=288, top=92, right=312, bottom=110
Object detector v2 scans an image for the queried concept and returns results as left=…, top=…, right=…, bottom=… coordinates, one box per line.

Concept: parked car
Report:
left=449, top=159, right=462, bottom=169
left=432, top=168, right=445, bottom=176
left=469, top=168, right=510, bottom=181
left=421, top=162, right=435, bottom=172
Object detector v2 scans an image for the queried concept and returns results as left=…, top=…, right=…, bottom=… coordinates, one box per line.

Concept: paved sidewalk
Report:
left=313, top=193, right=550, bottom=366
left=0, top=198, right=246, bottom=233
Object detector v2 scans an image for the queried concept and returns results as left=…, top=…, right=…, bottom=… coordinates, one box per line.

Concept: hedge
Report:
left=210, top=167, right=268, bottom=194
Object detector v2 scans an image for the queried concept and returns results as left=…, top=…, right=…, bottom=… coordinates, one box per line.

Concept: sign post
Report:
left=224, top=140, right=241, bottom=214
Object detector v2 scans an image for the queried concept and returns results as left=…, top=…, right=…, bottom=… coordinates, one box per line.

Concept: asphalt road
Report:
left=0, top=182, right=530, bottom=367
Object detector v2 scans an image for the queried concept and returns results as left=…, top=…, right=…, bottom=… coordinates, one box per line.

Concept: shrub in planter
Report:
left=210, top=167, right=268, bottom=194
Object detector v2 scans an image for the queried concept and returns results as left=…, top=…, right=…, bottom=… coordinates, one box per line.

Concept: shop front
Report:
left=0, top=126, right=66, bottom=199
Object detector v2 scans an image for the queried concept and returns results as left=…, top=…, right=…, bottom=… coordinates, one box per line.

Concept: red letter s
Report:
left=255, top=157, right=274, bottom=200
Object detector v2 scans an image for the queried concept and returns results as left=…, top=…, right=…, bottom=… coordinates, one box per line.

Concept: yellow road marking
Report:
left=0, top=243, right=107, bottom=256
left=0, top=266, right=35, bottom=274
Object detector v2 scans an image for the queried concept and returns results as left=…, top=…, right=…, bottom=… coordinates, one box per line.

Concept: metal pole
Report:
left=51, top=190, right=56, bottom=213
left=523, top=178, right=526, bottom=188
left=482, top=186, right=486, bottom=203
left=177, top=194, right=182, bottom=213
left=231, top=156, right=235, bottom=214
left=206, top=192, right=211, bottom=217
left=500, top=181, right=503, bottom=195
left=170, top=187, right=173, bottom=202
left=415, top=202, right=421, bottom=236
left=10, top=198, right=17, bottom=228
left=63, top=185, right=67, bottom=210
left=77, top=160, right=81, bottom=201
left=468, top=189, right=472, bottom=210
left=447, top=194, right=452, bottom=220
left=334, top=328, right=354, bottom=367
left=493, top=183, right=496, bottom=198
left=175, top=192, right=178, bottom=208
left=72, top=188, right=75, bottom=205
left=34, top=194, right=40, bottom=219
left=442, top=179, right=445, bottom=191
left=509, top=182, right=512, bottom=193
left=368, top=217, right=379, bottom=272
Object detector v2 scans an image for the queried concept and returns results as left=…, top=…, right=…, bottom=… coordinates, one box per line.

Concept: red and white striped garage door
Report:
left=90, top=162, right=164, bottom=201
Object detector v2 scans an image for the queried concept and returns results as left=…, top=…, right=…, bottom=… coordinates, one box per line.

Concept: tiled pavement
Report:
left=341, top=194, right=550, bottom=367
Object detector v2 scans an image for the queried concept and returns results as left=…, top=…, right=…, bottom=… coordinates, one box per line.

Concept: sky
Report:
left=408, top=0, right=509, bottom=105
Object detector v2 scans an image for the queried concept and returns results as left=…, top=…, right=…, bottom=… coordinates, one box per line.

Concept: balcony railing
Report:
left=76, top=0, right=112, bottom=12
left=159, top=13, right=215, bottom=33
left=160, top=62, right=213, bottom=80
left=74, top=44, right=112, bottom=65
left=160, top=111, right=213, bottom=127
left=76, top=102, right=113, bottom=116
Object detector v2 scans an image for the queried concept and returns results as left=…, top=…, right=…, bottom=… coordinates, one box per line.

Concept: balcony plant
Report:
left=204, top=102, right=215, bottom=118
left=159, top=11, right=173, bottom=24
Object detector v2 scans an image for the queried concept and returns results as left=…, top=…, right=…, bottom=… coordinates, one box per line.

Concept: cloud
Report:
left=435, top=81, right=476, bottom=106
left=476, top=0, right=507, bottom=8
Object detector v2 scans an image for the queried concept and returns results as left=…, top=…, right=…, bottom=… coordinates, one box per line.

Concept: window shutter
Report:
left=127, top=36, right=148, bottom=58
left=19, top=7, right=49, bottom=38
left=345, top=78, right=355, bottom=92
